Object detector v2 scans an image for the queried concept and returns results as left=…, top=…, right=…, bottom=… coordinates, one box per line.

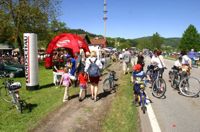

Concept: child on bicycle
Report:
left=78, top=70, right=88, bottom=102
left=131, top=64, right=146, bottom=105
left=60, top=67, right=71, bottom=102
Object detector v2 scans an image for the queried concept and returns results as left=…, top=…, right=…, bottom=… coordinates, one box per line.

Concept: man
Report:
left=122, top=49, right=131, bottom=74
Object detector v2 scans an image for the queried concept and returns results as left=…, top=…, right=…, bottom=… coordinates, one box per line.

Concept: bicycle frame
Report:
left=1, top=79, right=24, bottom=113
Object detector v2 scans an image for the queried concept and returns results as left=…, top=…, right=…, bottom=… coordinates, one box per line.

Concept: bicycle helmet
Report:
left=133, top=64, right=142, bottom=71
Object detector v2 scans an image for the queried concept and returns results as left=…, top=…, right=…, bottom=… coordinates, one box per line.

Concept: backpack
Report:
left=124, top=54, right=130, bottom=63
left=87, top=59, right=101, bottom=77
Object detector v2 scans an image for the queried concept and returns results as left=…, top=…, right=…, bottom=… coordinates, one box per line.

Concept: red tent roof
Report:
left=46, top=33, right=90, bottom=54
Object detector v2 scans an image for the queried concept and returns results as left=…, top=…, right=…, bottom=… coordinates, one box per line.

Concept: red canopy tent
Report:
left=45, top=33, right=90, bottom=68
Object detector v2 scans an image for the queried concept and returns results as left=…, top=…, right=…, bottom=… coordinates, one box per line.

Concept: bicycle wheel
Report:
left=152, top=78, right=166, bottom=98
left=179, top=76, right=200, bottom=97
left=170, top=74, right=176, bottom=89
left=0, top=87, right=12, bottom=103
left=12, top=92, right=22, bottom=113
left=169, top=71, right=173, bottom=81
left=103, top=78, right=111, bottom=92
left=140, top=95, right=146, bottom=114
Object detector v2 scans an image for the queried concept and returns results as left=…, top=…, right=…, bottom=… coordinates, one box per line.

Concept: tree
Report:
left=151, top=32, right=163, bottom=50
left=0, top=0, right=61, bottom=55
left=179, top=24, right=200, bottom=51
left=136, top=38, right=152, bottom=50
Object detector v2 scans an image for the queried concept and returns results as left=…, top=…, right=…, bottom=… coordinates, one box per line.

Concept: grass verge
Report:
left=0, top=66, right=79, bottom=131
left=102, top=73, right=139, bottom=132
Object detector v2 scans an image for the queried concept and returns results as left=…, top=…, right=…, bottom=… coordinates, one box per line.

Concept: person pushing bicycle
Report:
left=131, top=64, right=146, bottom=105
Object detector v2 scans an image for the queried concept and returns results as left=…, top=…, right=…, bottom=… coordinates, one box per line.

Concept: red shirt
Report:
left=78, top=73, right=88, bottom=85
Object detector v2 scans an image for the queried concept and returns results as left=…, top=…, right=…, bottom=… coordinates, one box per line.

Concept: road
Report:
left=140, top=57, right=200, bottom=132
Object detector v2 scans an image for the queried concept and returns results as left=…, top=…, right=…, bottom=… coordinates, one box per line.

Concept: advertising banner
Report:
left=24, top=33, right=39, bottom=90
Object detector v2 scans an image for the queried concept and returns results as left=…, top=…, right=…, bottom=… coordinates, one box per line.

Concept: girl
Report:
left=78, top=71, right=88, bottom=101
left=60, top=67, right=71, bottom=102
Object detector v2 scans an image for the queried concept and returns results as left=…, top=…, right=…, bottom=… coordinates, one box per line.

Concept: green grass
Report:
left=102, top=74, right=139, bottom=132
left=0, top=66, right=79, bottom=131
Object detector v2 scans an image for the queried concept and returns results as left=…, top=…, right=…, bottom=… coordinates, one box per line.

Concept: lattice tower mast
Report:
left=103, top=0, right=107, bottom=38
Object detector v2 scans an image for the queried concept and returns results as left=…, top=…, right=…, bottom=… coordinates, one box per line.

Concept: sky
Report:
left=58, top=0, right=200, bottom=39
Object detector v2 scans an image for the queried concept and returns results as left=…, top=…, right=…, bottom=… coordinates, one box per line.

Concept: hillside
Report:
left=133, top=36, right=181, bottom=48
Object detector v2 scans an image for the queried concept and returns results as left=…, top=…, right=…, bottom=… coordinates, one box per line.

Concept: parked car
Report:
left=0, top=60, right=25, bottom=78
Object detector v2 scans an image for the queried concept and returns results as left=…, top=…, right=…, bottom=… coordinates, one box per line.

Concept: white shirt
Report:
left=119, top=53, right=123, bottom=59
left=84, top=57, right=103, bottom=72
left=151, top=55, right=165, bottom=68
left=182, top=55, right=191, bottom=65
left=174, top=60, right=181, bottom=67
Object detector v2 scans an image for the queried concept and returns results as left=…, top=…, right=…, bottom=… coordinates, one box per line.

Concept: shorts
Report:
left=80, top=84, right=87, bottom=90
left=133, top=84, right=140, bottom=95
left=89, top=76, right=100, bottom=84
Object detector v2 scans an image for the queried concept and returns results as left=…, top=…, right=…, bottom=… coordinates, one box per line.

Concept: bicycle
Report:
left=178, top=69, right=200, bottom=97
left=0, top=79, right=27, bottom=113
left=147, top=65, right=166, bottom=98
left=134, top=78, right=147, bottom=114
left=169, top=67, right=182, bottom=89
left=103, top=70, right=118, bottom=93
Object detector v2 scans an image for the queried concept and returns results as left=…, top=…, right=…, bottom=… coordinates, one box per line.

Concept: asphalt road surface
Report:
left=140, top=57, right=200, bottom=132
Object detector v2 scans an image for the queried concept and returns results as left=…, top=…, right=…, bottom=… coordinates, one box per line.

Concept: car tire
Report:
left=9, top=72, right=15, bottom=78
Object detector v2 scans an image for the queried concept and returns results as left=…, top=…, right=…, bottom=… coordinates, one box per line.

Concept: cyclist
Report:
left=150, top=50, right=166, bottom=78
left=169, top=56, right=182, bottom=81
left=173, top=56, right=182, bottom=71
left=180, top=50, right=192, bottom=76
left=131, top=64, right=146, bottom=105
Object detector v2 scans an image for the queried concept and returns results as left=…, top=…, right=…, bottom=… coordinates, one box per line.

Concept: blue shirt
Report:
left=188, top=51, right=197, bottom=59
left=70, top=58, right=76, bottom=76
left=132, top=71, right=146, bottom=79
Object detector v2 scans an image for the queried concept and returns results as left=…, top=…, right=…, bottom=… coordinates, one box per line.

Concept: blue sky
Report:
left=58, top=0, right=200, bottom=39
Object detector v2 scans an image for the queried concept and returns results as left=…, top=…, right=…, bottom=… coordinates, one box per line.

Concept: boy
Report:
left=131, top=64, right=146, bottom=105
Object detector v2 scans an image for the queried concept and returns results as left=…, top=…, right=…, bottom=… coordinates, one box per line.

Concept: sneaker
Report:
left=63, top=99, right=68, bottom=102
left=79, top=98, right=82, bottom=102
left=94, top=97, right=99, bottom=102
left=91, top=96, right=94, bottom=100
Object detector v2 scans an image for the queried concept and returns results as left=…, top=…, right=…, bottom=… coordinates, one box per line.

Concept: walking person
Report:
left=60, top=67, right=71, bottom=102
left=135, top=51, right=145, bottom=70
left=85, top=51, right=103, bottom=102
left=122, top=49, right=131, bottom=74
left=78, top=71, right=88, bottom=102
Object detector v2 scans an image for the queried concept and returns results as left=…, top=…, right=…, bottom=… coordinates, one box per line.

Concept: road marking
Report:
left=146, top=95, right=161, bottom=132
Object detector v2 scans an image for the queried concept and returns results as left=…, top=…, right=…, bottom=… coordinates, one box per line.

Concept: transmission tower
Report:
left=103, top=0, right=108, bottom=38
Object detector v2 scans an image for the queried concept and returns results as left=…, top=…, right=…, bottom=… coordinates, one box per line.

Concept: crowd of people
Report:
left=0, top=51, right=24, bottom=64
left=52, top=49, right=103, bottom=102
left=130, top=48, right=195, bottom=104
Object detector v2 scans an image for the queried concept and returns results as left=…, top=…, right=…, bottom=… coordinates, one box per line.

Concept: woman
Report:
left=85, top=51, right=103, bottom=102
left=150, top=50, right=166, bottom=78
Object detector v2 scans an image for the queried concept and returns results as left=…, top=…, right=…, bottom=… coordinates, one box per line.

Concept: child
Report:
left=78, top=71, right=88, bottom=102
left=131, top=64, right=146, bottom=105
left=60, top=67, right=71, bottom=102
